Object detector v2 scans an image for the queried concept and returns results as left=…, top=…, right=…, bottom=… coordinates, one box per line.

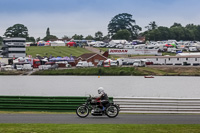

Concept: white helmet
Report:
left=98, top=87, right=104, bottom=94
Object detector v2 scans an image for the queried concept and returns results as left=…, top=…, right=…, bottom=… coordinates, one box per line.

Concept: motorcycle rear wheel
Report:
left=76, top=105, right=89, bottom=118
left=105, top=105, right=119, bottom=118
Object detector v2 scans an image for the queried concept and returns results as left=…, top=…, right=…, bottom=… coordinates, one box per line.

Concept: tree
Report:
left=95, top=31, right=103, bottom=41
left=46, top=27, right=50, bottom=36
left=145, top=21, right=158, bottom=31
left=26, top=36, right=35, bottom=43
left=0, top=36, right=3, bottom=46
left=36, top=37, right=41, bottom=42
left=62, top=35, right=70, bottom=41
left=102, top=34, right=111, bottom=41
left=72, top=34, right=84, bottom=40
left=132, top=25, right=142, bottom=39
left=170, top=26, right=185, bottom=41
left=108, top=13, right=141, bottom=39
left=112, top=29, right=131, bottom=40
left=85, top=35, right=94, bottom=40
left=43, top=35, right=58, bottom=41
left=4, top=24, right=28, bottom=38
left=170, top=23, right=182, bottom=28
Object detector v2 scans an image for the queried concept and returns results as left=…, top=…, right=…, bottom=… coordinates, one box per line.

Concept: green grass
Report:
left=0, top=71, right=24, bottom=75
left=26, top=46, right=91, bottom=57
left=0, top=124, right=199, bottom=133
left=162, top=52, right=176, bottom=56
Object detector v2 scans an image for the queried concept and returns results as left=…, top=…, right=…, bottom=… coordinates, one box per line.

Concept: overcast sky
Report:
left=0, top=0, right=199, bottom=39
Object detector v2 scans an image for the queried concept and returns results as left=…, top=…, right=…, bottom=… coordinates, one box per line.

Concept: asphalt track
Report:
left=0, top=114, right=200, bottom=124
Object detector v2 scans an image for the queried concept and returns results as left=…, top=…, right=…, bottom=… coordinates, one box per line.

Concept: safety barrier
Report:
left=0, top=96, right=87, bottom=112
left=114, top=97, right=200, bottom=113
left=1, top=96, right=199, bottom=113
left=0, top=96, right=113, bottom=112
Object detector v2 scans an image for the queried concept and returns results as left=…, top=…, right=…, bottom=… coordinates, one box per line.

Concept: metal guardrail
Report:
left=1, top=96, right=199, bottom=113
left=0, top=96, right=113, bottom=112
left=0, top=96, right=88, bottom=112
left=114, top=97, right=200, bottom=113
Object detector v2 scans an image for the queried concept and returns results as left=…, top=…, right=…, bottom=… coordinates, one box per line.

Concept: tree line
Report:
left=1, top=13, right=200, bottom=45
left=143, top=22, right=200, bottom=41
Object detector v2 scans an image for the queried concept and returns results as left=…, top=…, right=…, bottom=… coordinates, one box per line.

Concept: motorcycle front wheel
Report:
left=76, top=105, right=89, bottom=118
left=106, top=105, right=119, bottom=118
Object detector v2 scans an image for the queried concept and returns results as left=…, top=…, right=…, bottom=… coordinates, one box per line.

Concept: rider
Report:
left=96, top=87, right=109, bottom=111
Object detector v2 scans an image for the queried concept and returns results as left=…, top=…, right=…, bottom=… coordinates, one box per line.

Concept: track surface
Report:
left=0, top=114, right=200, bottom=124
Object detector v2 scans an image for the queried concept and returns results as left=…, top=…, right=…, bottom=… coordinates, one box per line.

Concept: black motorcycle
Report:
left=76, top=95, right=120, bottom=118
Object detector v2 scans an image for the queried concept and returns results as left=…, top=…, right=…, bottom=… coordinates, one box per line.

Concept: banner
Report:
left=109, top=49, right=159, bottom=55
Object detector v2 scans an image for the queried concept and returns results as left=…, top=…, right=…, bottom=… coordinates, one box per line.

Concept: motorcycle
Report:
left=76, top=95, right=120, bottom=118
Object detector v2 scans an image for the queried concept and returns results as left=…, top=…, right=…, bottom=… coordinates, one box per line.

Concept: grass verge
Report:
left=26, top=46, right=91, bottom=57
left=32, top=67, right=145, bottom=76
left=32, top=66, right=200, bottom=76
left=0, top=124, right=200, bottom=133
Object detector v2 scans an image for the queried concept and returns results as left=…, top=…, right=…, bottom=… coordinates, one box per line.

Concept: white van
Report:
left=133, top=60, right=146, bottom=67
left=23, top=64, right=33, bottom=71
left=16, top=65, right=23, bottom=71
left=76, top=61, right=94, bottom=68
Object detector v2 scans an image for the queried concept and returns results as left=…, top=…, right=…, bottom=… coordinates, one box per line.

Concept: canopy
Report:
left=67, top=42, right=76, bottom=46
left=171, top=43, right=176, bottom=47
left=49, top=56, right=74, bottom=61
left=63, top=56, right=74, bottom=61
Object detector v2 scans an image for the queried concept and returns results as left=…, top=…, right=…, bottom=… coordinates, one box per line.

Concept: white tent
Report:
left=50, top=41, right=65, bottom=46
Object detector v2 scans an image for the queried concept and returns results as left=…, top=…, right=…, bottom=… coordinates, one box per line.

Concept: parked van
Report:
left=33, top=59, right=41, bottom=68
left=39, top=65, right=51, bottom=70
left=189, top=46, right=198, bottom=52
left=23, top=64, right=33, bottom=71
left=76, top=61, right=94, bottom=68
left=16, top=65, right=23, bottom=71
left=133, top=59, right=146, bottom=67
left=103, top=59, right=122, bottom=67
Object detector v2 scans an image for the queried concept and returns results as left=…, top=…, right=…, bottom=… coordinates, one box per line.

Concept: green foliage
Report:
left=62, top=35, right=69, bottom=40
left=72, top=34, right=84, bottom=40
left=1, top=124, right=200, bottom=133
left=26, top=36, right=35, bottom=43
left=36, top=37, right=41, bottom=42
left=32, top=67, right=143, bottom=76
left=95, top=31, right=103, bottom=41
left=0, top=36, right=2, bottom=46
left=145, top=21, right=158, bottom=31
left=143, top=22, right=200, bottom=41
left=43, top=35, right=58, bottom=41
left=85, top=35, right=94, bottom=40
left=4, top=24, right=28, bottom=38
left=112, top=29, right=131, bottom=40
left=46, top=27, right=50, bottom=36
left=108, top=13, right=142, bottom=39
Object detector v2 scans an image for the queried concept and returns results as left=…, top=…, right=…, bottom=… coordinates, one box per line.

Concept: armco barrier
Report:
left=0, top=96, right=87, bottom=112
left=2, top=96, right=200, bottom=113
left=0, top=96, right=113, bottom=112
left=114, top=97, right=200, bottom=114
